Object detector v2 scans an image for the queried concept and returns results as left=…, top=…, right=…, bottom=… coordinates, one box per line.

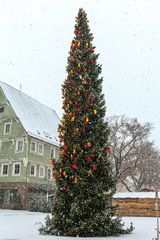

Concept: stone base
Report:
left=0, top=182, right=54, bottom=210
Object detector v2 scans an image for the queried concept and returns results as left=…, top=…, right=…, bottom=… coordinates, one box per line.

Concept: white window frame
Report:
left=30, top=164, right=37, bottom=177
left=15, top=138, right=24, bottom=153
left=39, top=165, right=45, bottom=178
left=50, top=148, right=56, bottom=159
left=12, top=162, right=21, bottom=176
left=30, top=141, right=37, bottom=153
left=4, top=122, right=11, bottom=135
left=38, top=143, right=44, bottom=156
left=1, top=163, right=9, bottom=176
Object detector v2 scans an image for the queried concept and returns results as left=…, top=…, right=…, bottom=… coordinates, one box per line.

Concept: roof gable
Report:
left=0, top=81, right=60, bottom=146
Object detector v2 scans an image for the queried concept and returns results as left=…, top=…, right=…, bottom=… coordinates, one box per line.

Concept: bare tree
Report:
left=127, top=141, right=160, bottom=191
left=108, top=115, right=159, bottom=191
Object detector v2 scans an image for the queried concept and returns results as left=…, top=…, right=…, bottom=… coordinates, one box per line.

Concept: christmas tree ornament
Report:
left=61, top=118, right=65, bottom=123
left=93, top=166, right=97, bottom=171
left=71, top=117, right=75, bottom=122
left=74, top=178, right=78, bottom=183
left=93, top=109, right=97, bottom=115
left=63, top=145, right=67, bottom=150
left=106, top=147, right=111, bottom=153
left=71, top=163, right=77, bottom=169
left=83, top=67, right=87, bottom=72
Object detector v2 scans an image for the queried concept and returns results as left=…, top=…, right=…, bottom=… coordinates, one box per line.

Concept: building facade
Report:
left=0, top=81, right=60, bottom=209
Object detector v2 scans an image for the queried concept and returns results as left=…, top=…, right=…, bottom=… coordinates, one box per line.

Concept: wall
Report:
left=113, top=197, right=160, bottom=217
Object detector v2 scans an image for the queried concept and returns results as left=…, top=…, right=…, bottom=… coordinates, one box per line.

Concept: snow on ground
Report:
left=0, top=209, right=158, bottom=240
left=114, top=191, right=159, bottom=199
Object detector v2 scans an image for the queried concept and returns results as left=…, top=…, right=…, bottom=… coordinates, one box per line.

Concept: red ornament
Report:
left=93, top=166, right=97, bottom=171
left=62, top=151, right=67, bottom=156
left=91, top=59, right=95, bottom=64
left=62, top=186, right=67, bottom=191
left=63, top=145, right=67, bottom=150
left=91, top=153, right=95, bottom=158
left=106, top=147, right=111, bottom=153
left=52, top=173, right=57, bottom=178
left=91, top=49, right=94, bottom=53
left=75, top=101, right=79, bottom=105
left=72, top=57, right=77, bottom=62
left=83, top=68, right=87, bottom=72
left=72, top=70, right=78, bottom=75
left=87, top=156, right=91, bottom=161
left=84, top=49, right=87, bottom=53
left=77, top=108, right=81, bottom=112
left=71, top=163, right=77, bottom=169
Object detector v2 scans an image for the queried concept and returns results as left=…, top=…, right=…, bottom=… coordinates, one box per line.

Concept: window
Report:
left=15, top=139, right=24, bottom=153
left=12, top=162, right=21, bottom=176
left=0, top=106, right=4, bottom=113
left=39, top=166, right=45, bottom=178
left=9, top=190, right=17, bottom=204
left=50, top=148, right=55, bottom=159
left=38, top=143, right=44, bottom=155
left=4, top=122, right=11, bottom=135
left=1, top=163, right=9, bottom=176
left=30, top=141, right=37, bottom=153
left=30, top=164, right=36, bottom=176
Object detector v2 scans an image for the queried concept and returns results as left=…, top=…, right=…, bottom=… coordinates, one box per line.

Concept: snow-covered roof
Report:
left=0, top=81, right=60, bottom=146
left=113, top=192, right=160, bottom=199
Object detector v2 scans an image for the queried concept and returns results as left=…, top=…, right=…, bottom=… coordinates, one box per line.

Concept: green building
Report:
left=0, top=81, right=60, bottom=209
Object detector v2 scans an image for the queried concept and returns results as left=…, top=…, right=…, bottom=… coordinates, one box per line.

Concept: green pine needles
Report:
left=40, top=8, right=133, bottom=237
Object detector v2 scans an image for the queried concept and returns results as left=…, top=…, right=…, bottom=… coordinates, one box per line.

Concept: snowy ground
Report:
left=0, top=209, right=158, bottom=240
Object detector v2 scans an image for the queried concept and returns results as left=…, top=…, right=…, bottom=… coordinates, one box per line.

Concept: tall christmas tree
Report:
left=40, top=8, right=133, bottom=237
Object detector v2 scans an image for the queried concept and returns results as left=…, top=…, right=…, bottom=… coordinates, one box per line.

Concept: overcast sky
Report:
left=0, top=0, right=160, bottom=146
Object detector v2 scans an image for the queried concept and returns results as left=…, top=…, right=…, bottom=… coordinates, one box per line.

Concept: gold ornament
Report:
left=61, top=118, right=65, bottom=123
left=86, top=42, right=88, bottom=47
left=71, top=117, right=75, bottom=122
left=74, top=178, right=78, bottom=183
left=77, top=42, right=80, bottom=47
left=78, top=63, right=81, bottom=68
left=94, top=109, right=97, bottom=115
left=86, top=117, right=89, bottom=122
left=59, top=168, right=62, bottom=173
left=73, top=149, right=76, bottom=154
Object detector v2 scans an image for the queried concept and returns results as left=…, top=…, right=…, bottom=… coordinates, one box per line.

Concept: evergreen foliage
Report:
left=40, top=8, right=133, bottom=237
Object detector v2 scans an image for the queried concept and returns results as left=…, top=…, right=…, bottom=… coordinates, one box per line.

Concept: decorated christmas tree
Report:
left=40, top=8, right=133, bottom=237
